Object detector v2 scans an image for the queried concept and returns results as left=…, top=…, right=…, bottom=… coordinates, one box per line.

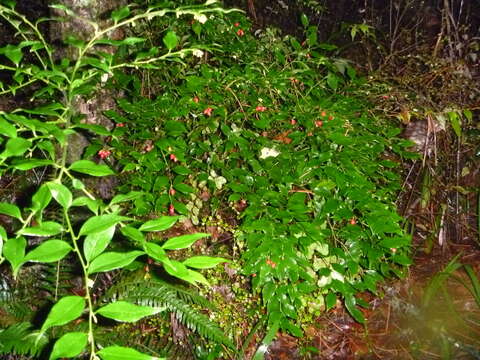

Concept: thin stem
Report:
left=63, top=208, right=97, bottom=359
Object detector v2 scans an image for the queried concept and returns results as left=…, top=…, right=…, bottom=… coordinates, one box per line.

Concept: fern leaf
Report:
left=0, top=322, right=48, bottom=356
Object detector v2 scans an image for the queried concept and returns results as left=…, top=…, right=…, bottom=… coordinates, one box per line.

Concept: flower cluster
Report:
left=98, top=149, right=111, bottom=159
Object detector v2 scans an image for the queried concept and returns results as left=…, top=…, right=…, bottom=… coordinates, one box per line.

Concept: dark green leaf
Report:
left=111, top=6, right=130, bottom=22
left=344, top=294, right=365, bottom=323
left=173, top=183, right=195, bottom=194
left=163, top=31, right=178, bottom=51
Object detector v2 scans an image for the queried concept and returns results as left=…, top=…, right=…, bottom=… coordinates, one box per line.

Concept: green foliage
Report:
left=0, top=1, right=234, bottom=359
left=0, top=0, right=413, bottom=356
left=107, top=7, right=412, bottom=335
left=0, top=322, right=49, bottom=357
left=104, top=273, right=235, bottom=350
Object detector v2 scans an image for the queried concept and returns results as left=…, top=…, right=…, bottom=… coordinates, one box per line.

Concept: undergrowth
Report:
left=0, top=0, right=416, bottom=358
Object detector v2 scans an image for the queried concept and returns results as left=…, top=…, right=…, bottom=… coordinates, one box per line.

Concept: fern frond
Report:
left=0, top=322, right=48, bottom=356
left=103, top=272, right=235, bottom=350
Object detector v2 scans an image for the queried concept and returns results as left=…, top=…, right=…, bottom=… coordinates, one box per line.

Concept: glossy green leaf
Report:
left=47, top=182, right=73, bottom=209
left=448, top=111, right=462, bottom=138
left=110, top=191, right=143, bottom=205
left=0, top=202, right=22, bottom=220
left=79, top=214, right=129, bottom=236
left=300, top=13, right=309, bottom=27
left=111, top=6, right=130, bottom=22
left=163, top=259, right=189, bottom=279
left=87, top=250, right=144, bottom=274
left=138, top=216, right=178, bottom=232
left=71, top=196, right=101, bottom=214
left=98, top=346, right=163, bottom=360
left=69, top=160, right=114, bottom=176
left=378, top=236, right=410, bottom=249
left=24, top=240, right=71, bottom=263
left=0, top=117, right=17, bottom=138
left=163, top=31, right=178, bottom=51
left=49, top=332, right=88, bottom=360
left=173, top=183, right=195, bottom=194
left=41, top=296, right=85, bottom=332
left=11, top=159, right=55, bottom=170
left=120, top=225, right=145, bottom=244
left=3, top=236, right=26, bottom=276
left=185, top=269, right=210, bottom=286
left=96, top=301, right=163, bottom=322
left=172, top=165, right=191, bottom=175
left=31, top=184, right=52, bottom=214
left=3, top=44, right=23, bottom=65
left=83, top=225, right=116, bottom=262
left=73, top=123, right=110, bottom=136
left=183, top=256, right=230, bottom=269
left=1, top=137, right=31, bottom=158
left=0, top=225, right=6, bottom=257
left=325, top=292, right=337, bottom=310
left=392, top=254, right=412, bottom=266
left=162, top=233, right=210, bottom=250
left=344, top=294, right=365, bottom=323
left=144, top=242, right=170, bottom=265
left=17, top=221, right=63, bottom=237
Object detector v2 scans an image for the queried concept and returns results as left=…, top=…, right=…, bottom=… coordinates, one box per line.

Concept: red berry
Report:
left=255, top=105, right=267, bottom=112
left=98, top=149, right=111, bottom=159
left=350, top=218, right=356, bottom=225
left=290, top=119, right=297, bottom=125
left=203, top=107, right=213, bottom=116
left=328, top=115, right=334, bottom=121
left=315, top=120, right=323, bottom=128
left=116, top=123, right=125, bottom=127
left=168, top=204, right=175, bottom=215
left=169, top=154, right=178, bottom=162
left=236, top=29, right=244, bottom=36
left=193, top=96, right=199, bottom=103
left=234, top=22, right=240, bottom=27
left=169, top=188, right=176, bottom=196
left=321, top=111, right=327, bottom=117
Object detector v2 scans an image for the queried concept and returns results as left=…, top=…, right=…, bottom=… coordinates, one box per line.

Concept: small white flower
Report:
left=100, top=73, right=110, bottom=84
left=331, top=270, right=344, bottom=282
left=208, top=170, right=227, bottom=189
left=192, top=49, right=204, bottom=58
left=194, top=13, right=208, bottom=24
left=259, top=147, right=280, bottom=159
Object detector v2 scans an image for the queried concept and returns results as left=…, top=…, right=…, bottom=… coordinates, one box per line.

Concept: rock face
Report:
left=48, top=0, right=126, bottom=163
